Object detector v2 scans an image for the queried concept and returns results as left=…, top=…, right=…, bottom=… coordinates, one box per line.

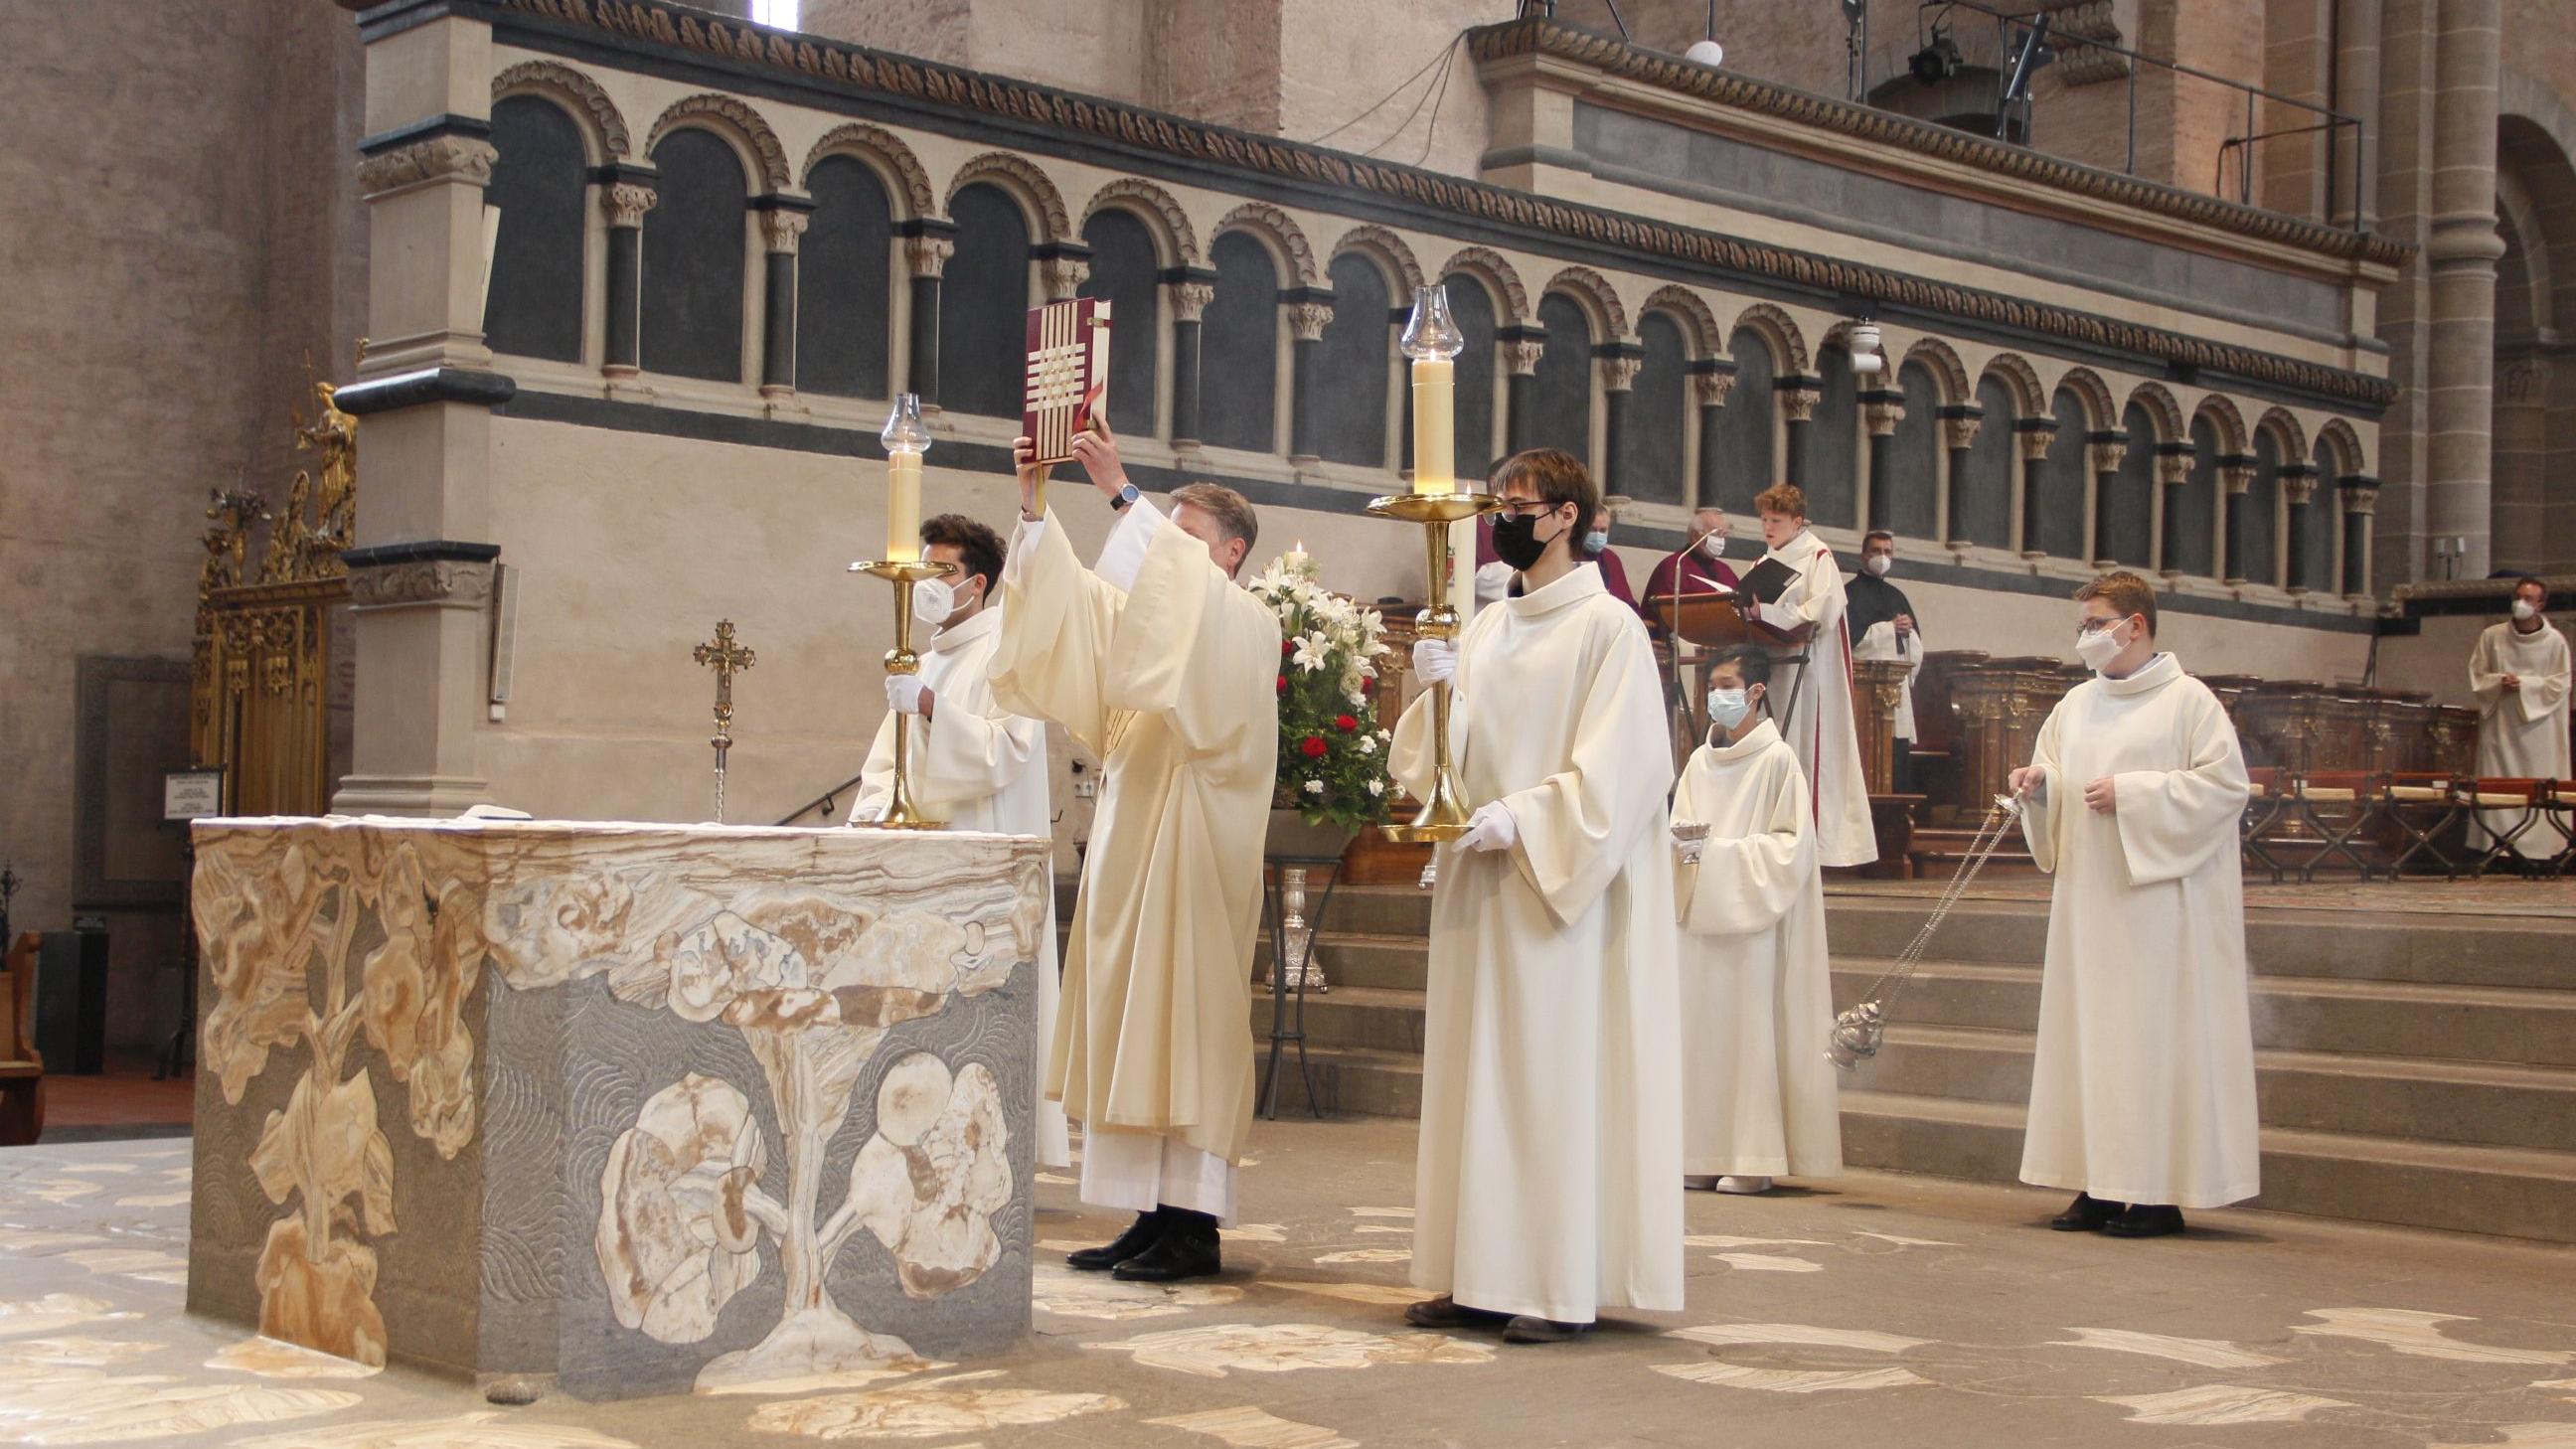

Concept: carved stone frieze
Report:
left=493, top=59, right=632, bottom=157
left=949, top=150, right=1073, bottom=241
left=357, top=136, right=498, bottom=197
left=348, top=560, right=496, bottom=609
left=1084, top=178, right=1202, bottom=266
left=802, top=121, right=935, bottom=216
left=646, top=92, right=791, bottom=190
left=1215, top=201, right=1319, bottom=285
left=1437, top=246, right=1531, bottom=325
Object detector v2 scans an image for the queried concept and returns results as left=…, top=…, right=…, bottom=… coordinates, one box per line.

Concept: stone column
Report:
left=1861, top=389, right=1904, bottom=532
left=2424, top=0, right=2504, bottom=576
left=1036, top=242, right=1091, bottom=302
left=336, top=14, right=513, bottom=814
left=1690, top=362, right=1738, bottom=510
left=1284, top=294, right=1335, bottom=465
left=1938, top=404, right=1983, bottom=545
left=1597, top=345, right=1642, bottom=495
left=2333, top=0, right=2383, bottom=227
left=1164, top=268, right=1215, bottom=449
left=1778, top=377, right=1821, bottom=489
left=900, top=221, right=956, bottom=404
left=2156, top=443, right=2195, bottom=576
left=1501, top=328, right=1546, bottom=454
left=755, top=198, right=810, bottom=401
left=2339, top=475, right=2379, bottom=597
left=2016, top=419, right=2057, bottom=557
left=2282, top=465, right=2322, bottom=591
left=597, top=166, right=657, bottom=381
left=2087, top=434, right=2127, bottom=566
left=2220, top=456, right=2258, bottom=584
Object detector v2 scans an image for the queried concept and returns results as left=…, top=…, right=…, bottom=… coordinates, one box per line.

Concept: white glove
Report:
left=1457, top=801, right=1518, bottom=854
left=1412, top=638, right=1458, bottom=686
left=885, top=674, right=927, bottom=715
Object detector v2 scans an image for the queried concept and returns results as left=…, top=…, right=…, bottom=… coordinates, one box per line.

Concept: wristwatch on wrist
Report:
left=1109, top=482, right=1140, bottom=512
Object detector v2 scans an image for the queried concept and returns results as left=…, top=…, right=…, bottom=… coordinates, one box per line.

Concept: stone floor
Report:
left=5, top=1118, right=2575, bottom=1448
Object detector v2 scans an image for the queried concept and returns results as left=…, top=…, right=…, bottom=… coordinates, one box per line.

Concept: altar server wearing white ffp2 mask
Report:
left=2007, top=571, right=2257, bottom=1239
left=2469, top=577, right=2571, bottom=858
left=1671, top=642, right=1841, bottom=1198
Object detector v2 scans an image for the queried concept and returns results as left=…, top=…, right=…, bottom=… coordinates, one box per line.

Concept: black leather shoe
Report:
left=1111, top=1215, right=1221, bottom=1282
left=1066, top=1210, right=1164, bottom=1271
left=1403, top=1295, right=1510, bottom=1330
left=2102, top=1205, right=2186, bottom=1238
left=2050, top=1193, right=2123, bottom=1231
left=1502, top=1315, right=1593, bottom=1345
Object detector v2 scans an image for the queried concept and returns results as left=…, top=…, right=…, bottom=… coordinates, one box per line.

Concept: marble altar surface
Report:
left=186, top=816, right=1048, bottom=1400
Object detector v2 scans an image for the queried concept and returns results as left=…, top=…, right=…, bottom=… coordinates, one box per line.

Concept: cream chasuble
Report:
left=1392, top=563, right=1684, bottom=1323
left=1755, top=530, right=1877, bottom=867
left=988, top=503, right=1280, bottom=1184
left=2469, top=620, right=2573, bottom=855
left=1673, top=719, right=1843, bottom=1180
left=2016, top=652, right=2260, bottom=1209
left=851, top=605, right=1069, bottom=1167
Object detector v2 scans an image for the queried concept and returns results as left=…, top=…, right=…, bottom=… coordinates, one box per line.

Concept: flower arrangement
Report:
left=1251, top=550, right=1396, bottom=830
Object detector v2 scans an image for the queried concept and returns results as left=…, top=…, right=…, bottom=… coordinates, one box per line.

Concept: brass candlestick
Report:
left=1368, top=490, right=1501, bottom=842
left=846, top=558, right=957, bottom=829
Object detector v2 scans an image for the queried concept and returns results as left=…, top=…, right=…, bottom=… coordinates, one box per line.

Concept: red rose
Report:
left=1334, top=714, right=1359, bottom=731
left=1300, top=735, right=1328, bottom=758
left=1276, top=675, right=1288, bottom=695
left=1281, top=638, right=1294, bottom=655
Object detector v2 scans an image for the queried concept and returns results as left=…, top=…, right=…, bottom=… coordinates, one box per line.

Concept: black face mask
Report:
left=1491, top=510, right=1560, bottom=570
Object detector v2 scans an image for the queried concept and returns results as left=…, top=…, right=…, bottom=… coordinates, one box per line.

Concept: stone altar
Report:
left=186, top=816, right=1047, bottom=1400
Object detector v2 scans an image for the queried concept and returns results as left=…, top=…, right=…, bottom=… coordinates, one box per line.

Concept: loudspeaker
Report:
left=35, top=928, right=108, bottom=1075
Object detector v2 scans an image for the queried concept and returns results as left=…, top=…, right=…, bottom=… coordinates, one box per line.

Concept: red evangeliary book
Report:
left=1023, top=297, right=1112, bottom=465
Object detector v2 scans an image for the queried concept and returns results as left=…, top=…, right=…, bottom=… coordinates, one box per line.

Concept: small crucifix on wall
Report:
left=694, top=619, right=755, bottom=823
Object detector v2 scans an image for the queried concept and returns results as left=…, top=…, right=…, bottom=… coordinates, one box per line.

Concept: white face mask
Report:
left=910, top=577, right=956, bottom=628
left=1707, top=687, right=1753, bottom=731
left=2074, top=617, right=2131, bottom=673
left=1701, top=533, right=1729, bottom=559
left=1863, top=554, right=1892, bottom=577
left=2512, top=598, right=2539, bottom=622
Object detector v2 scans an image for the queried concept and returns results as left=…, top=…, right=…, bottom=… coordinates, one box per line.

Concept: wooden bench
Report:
left=0, top=932, right=44, bottom=1146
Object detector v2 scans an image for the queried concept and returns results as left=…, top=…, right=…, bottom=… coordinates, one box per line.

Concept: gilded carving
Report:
left=201, top=490, right=272, bottom=618
left=601, top=183, right=659, bottom=229
left=1214, top=202, right=1319, bottom=286
left=260, top=370, right=359, bottom=585
left=645, top=93, right=791, bottom=191
left=947, top=151, right=1072, bottom=241
left=1285, top=302, right=1336, bottom=343
left=493, top=60, right=632, bottom=158
left=802, top=122, right=936, bottom=217
left=1083, top=178, right=1202, bottom=266
left=355, top=137, right=496, bottom=198
left=1167, top=280, right=1216, bottom=323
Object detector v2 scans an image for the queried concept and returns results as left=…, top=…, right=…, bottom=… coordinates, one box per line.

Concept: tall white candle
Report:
left=1449, top=517, right=1476, bottom=627
left=1411, top=357, right=1455, bottom=495
left=886, top=452, right=922, bottom=562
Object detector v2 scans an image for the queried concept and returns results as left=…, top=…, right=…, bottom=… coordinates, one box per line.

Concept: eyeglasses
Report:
left=2075, top=617, right=2128, bottom=638
left=1496, top=500, right=1561, bottom=520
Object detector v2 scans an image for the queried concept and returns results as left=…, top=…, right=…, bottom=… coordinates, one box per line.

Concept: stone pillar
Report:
left=1861, top=389, right=1904, bottom=532
left=2333, top=0, right=2383, bottom=227
left=2220, top=456, right=2258, bottom=584
left=754, top=198, right=810, bottom=401
left=1597, top=344, right=1642, bottom=495
left=2339, top=475, right=2379, bottom=597
left=900, top=221, right=955, bottom=404
left=1778, top=377, right=1821, bottom=489
left=1938, top=404, right=1983, bottom=545
left=2087, top=433, right=2128, bottom=566
left=1164, top=268, right=1214, bottom=449
left=1501, top=328, right=1546, bottom=454
left=598, top=166, right=657, bottom=381
left=2424, top=0, right=2504, bottom=576
left=1284, top=294, right=1335, bottom=465
left=2282, top=465, right=2322, bottom=591
left=336, top=13, right=513, bottom=815
left=2016, top=419, right=2057, bottom=557
left=1691, top=361, right=1737, bottom=510
left=1036, top=242, right=1091, bottom=302
left=2156, top=442, right=2195, bottom=576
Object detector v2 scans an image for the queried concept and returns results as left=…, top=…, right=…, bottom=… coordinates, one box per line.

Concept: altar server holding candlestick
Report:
left=991, top=416, right=1279, bottom=1284
left=849, top=394, right=954, bottom=830
left=851, top=512, right=1069, bottom=1167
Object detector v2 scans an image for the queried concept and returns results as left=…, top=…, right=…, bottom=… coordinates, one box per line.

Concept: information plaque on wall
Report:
left=163, top=767, right=227, bottom=823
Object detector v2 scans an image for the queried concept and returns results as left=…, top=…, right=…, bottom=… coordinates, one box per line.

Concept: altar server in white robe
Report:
left=990, top=421, right=1280, bottom=1284
left=1395, top=446, right=1683, bottom=1345
left=1672, top=643, right=1842, bottom=1196
left=2469, top=577, right=2572, bottom=857
left=851, top=512, right=1068, bottom=1169
left=2009, top=570, right=2257, bottom=1239
left=1744, top=485, right=1878, bottom=868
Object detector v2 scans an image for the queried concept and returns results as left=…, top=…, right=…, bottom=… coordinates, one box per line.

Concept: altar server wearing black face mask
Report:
left=1845, top=530, right=1924, bottom=792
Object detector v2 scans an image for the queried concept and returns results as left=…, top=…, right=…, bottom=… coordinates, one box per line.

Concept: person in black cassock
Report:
left=1844, top=530, right=1924, bottom=793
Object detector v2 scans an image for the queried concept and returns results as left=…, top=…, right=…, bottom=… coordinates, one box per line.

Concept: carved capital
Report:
left=2016, top=425, right=2057, bottom=461
left=1285, top=302, right=1335, bottom=342
left=2087, top=439, right=2128, bottom=475
left=1502, top=338, right=1546, bottom=377
left=1040, top=255, right=1090, bottom=301
left=601, top=182, right=659, bottom=229
left=348, top=560, right=495, bottom=610
left=759, top=208, right=809, bottom=253
left=2156, top=452, right=2193, bottom=487
left=2340, top=485, right=2379, bottom=517
left=1691, top=370, right=1736, bottom=408
left=1168, top=280, right=1215, bottom=323
left=1779, top=387, right=1821, bottom=424
left=1598, top=355, right=1643, bottom=393
left=1863, top=398, right=1905, bottom=435
left=357, top=135, right=498, bottom=198
left=2282, top=472, right=2321, bottom=506
left=2220, top=464, right=2256, bottom=496
left=904, top=235, right=955, bottom=278
left=1941, top=414, right=1983, bottom=451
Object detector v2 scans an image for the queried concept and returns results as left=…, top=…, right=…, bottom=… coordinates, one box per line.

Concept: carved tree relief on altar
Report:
left=194, top=826, right=1041, bottom=1385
